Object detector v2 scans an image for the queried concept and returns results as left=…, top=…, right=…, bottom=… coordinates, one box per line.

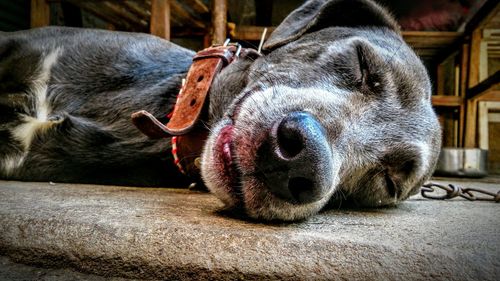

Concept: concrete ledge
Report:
left=0, top=256, right=133, bottom=281
left=0, top=180, right=499, bottom=280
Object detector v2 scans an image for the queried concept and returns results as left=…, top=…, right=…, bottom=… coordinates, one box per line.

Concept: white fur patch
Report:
left=2, top=48, right=62, bottom=175
left=33, top=48, right=61, bottom=122
left=1, top=155, right=26, bottom=177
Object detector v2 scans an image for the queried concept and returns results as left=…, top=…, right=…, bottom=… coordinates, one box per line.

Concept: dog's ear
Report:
left=263, top=0, right=399, bottom=51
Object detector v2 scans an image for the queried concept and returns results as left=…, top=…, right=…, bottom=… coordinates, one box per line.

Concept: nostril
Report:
left=288, top=177, right=316, bottom=203
left=277, top=122, right=304, bottom=158
left=260, top=111, right=332, bottom=204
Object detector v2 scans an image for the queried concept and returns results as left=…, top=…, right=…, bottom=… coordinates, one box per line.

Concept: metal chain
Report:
left=421, top=182, right=500, bottom=202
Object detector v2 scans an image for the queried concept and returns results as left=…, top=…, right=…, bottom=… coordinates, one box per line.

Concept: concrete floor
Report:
left=0, top=178, right=499, bottom=280
left=0, top=256, right=133, bottom=281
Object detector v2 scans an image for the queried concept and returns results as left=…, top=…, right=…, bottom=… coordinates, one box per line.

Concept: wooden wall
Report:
left=0, top=0, right=30, bottom=31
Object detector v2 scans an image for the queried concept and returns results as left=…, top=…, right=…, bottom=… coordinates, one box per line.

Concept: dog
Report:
left=0, top=0, right=441, bottom=221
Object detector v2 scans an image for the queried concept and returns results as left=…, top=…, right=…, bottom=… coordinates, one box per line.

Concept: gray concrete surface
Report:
left=0, top=256, right=133, bottom=281
left=0, top=179, right=499, bottom=280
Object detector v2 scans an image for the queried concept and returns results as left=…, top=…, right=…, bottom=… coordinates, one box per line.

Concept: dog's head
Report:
left=201, top=0, right=441, bottom=221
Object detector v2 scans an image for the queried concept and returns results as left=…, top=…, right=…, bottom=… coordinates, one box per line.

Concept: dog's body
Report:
left=0, top=28, right=194, bottom=186
left=0, top=0, right=441, bottom=220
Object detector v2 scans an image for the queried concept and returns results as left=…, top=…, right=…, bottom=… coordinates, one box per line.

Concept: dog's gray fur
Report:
left=0, top=0, right=441, bottom=221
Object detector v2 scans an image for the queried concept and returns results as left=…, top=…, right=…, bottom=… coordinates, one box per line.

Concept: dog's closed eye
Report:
left=384, top=172, right=398, bottom=198
left=382, top=153, right=419, bottom=199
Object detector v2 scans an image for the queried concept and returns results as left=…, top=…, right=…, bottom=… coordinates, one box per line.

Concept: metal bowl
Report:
left=433, top=148, right=488, bottom=178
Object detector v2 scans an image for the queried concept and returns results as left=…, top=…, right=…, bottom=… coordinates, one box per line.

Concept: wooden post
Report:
left=436, top=64, right=445, bottom=95
left=212, top=0, right=227, bottom=45
left=468, top=29, right=482, bottom=89
left=458, top=43, right=469, bottom=147
left=31, top=0, right=50, bottom=28
left=465, top=98, right=478, bottom=148
left=478, top=101, right=489, bottom=150
left=203, top=34, right=211, bottom=48
left=464, top=29, right=483, bottom=148
left=150, top=0, right=171, bottom=40
left=436, top=62, right=445, bottom=95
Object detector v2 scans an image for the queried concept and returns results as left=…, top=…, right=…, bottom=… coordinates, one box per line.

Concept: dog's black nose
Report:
left=257, top=112, right=333, bottom=204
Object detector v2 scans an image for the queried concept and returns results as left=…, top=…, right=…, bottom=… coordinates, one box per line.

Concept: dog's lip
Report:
left=218, top=125, right=233, bottom=169
left=214, top=124, right=240, bottom=187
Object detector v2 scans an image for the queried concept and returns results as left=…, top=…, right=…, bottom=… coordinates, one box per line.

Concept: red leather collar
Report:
left=131, top=42, right=253, bottom=180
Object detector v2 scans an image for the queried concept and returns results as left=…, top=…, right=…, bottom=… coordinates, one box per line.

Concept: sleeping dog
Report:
left=0, top=0, right=441, bottom=220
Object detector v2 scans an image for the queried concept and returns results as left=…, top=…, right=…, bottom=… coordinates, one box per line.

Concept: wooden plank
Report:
left=478, top=102, right=489, bottom=150
left=231, top=25, right=275, bottom=41
left=483, top=29, right=500, bottom=39
left=231, top=27, right=463, bottom=62
left=148, top=0, right=185, bottom=26
left=467, top=70, right=500, bottom=99
left=72, top=0, right=140, bottom=32
left=402, top=31, right=463, bottom=48
left=436, top=64, right=445, bottom=95
left=412, top=49, right=452, bottom=59
left=67, top=0, right=138, bottom=31
left=103, top=1, right=148, bottom=27
left=403, top=31, right=463, bottom=62
left=459, top=44, right=470, bottom=147
left=485, top=102, right=500, bottom=110
left=150, top=0, right=170, bottom=40
left=31, top=0, right=50, bottom=28
left=459, top=101, right=466, bottom=147
left=170, top=0, right=205, bottom=29
left=475, top=90, right=500, bottom=101
left=231, top=27, right=463, bottom=59
left=143, top=0, right=182, bottom=26
left=212, top=0, right=227, bottom=45
left=232, top=28, right=463, bottom=46
left=489, top=113, right=500, bottom=123
left=460, top=43, right=470, bottom=99
left=431, top=95, right=464, bottom=107
left=123, top=0, right=151, bottom=20
left=465, top=98, right=478, bottom=148
left=479, top=41, right=489, bottom=82
left=468, top=29, right=482, bottom=89
left=182, top=0, right=209, bottom=14
left=139, top=0, right=203, bottom=29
